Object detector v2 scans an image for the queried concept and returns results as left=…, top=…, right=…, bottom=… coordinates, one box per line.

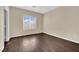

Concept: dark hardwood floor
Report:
left=3, top=33, right=79, bottom=52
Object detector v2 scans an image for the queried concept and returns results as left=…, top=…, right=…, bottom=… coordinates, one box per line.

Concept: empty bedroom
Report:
left=0, top=6, right=79, bottom=52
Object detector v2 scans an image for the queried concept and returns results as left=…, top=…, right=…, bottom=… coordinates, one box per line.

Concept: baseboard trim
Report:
left=2, top=41, right=8, bottom=52
left=10, top=32, right=79, bottom=44
left=44, top=32, right=79, bottom=44
left=1, top=46, right=4, bottom=52
left=10, top=32, right=43, bottom=39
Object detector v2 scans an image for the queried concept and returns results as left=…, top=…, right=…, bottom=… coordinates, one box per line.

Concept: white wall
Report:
left=0, top=7, right=4, bottom=51
left=44, top=7, right=79, bottom=43
left=9, top=7, right=43, bottom=38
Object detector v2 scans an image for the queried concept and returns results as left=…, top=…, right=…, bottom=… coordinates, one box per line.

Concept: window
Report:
left=23, top=16, right=37, bottom=30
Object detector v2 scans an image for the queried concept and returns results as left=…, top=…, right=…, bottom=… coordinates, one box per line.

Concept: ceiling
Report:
left=14, top=6, right=59, bottom=14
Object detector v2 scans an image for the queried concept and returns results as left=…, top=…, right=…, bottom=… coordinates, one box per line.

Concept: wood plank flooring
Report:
left=3, top=33, right=79, bottom=52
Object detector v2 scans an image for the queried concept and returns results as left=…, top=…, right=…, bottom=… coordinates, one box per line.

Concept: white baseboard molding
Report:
left=0, top=46, right=4, bottom=52
left=44, top=32, right=79, bottom=44
left=6, top=32, right=43, bottom=42
left=5, top=38, right=10, bottom=42
left=10, top=32, right=43, bottom=38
